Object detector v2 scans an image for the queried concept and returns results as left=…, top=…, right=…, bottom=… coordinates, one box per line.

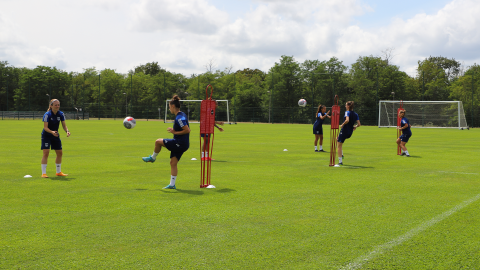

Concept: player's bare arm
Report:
left=61, top=121, right=71, bottom=137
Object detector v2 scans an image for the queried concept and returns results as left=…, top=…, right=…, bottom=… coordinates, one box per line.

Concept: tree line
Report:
left=0, top=55, right=478, bottom=126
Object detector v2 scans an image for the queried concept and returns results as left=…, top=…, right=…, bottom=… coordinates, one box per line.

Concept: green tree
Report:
left=134, top=62, right=163, bottom=76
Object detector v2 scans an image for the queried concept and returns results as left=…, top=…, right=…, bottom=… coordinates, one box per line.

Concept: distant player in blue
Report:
left=313, top=104, right=330, bottom=152
left=142, top=95, right=190, bottom=189
left=41, top=99, right=71, bottom=178
left=337, top=101, right=361, bottom=165
left=396, top=109, right=412, bottom=157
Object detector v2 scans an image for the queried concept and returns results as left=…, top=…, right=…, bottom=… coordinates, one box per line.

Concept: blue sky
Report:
left=0, top=0, right=478, bottom=75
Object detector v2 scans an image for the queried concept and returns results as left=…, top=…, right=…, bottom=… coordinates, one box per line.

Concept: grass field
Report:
left=1, top=119, right=479, bottom=269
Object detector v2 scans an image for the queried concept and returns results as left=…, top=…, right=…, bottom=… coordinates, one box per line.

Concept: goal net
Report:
left=378, top=101, right=468, bottom=129
left=164, top=99, right=230, bottom=124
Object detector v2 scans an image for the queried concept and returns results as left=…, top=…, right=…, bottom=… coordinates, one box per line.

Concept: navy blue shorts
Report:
left=313, top=124, right=323, bottom=135
left=337, top=130, right=352, bottom=143
left=163, top=139, right=189, bottom=161
left=400, top=134, right=411, bottom=143
left=41, top=135, right=62, bottom=150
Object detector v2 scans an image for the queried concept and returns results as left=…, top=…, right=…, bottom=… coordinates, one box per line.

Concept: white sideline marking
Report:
left=438, top=171, right=478, bottom=175
left=340, top=193, right=480, bottom=270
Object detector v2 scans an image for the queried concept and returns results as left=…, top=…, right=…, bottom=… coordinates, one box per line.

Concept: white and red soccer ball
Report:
left=123, top=116, right=136, bottom=129
left=298, top=99, right=307, bottom=107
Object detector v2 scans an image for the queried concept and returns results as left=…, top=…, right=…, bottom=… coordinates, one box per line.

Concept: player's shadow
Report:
left=341, top=165, right=374, bottom=169
left=211, top=160, right=227, bottom=162
left=407, top=155, right=421, bottom=158
left=51, top=177, right=73, bottom=181
left=174, top=189, right=204, bottom=195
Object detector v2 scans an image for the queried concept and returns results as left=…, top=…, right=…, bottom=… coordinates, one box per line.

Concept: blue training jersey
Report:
left=173, top=111, right=190, bottom=145
left=401, top=117, right=412, bottom=136
left=314, top=112, right=326, bottom=126
left=42, top=110, right=65, bottom=137
left=342, top=110, right=358, bottom=134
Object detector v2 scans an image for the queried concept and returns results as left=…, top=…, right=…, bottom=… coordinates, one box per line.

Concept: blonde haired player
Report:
left=41, top=99, right=70, bottom=178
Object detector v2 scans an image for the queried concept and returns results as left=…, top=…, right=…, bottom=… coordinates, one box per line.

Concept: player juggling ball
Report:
left=396, top=109, right=412, bottom=157
left=142, top=95, right=190, bottom=189
left=337, top=101, right=360, bottom=165
left=41, top=99, right=71, bottom=178
left=313, top=104, right=331, bottom=152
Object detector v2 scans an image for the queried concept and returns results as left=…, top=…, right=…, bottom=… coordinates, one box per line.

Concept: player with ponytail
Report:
left=396, top=109, right=411, bottom=157
left=142, top=95, right=190, bottom=189
left=337, top=101, right=360, bottom=165
left=313, top=104, right=331, bottom=152
left=41, top=99, right=71, bottom=178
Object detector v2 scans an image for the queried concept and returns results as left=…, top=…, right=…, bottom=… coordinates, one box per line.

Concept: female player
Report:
left=337, top=101, right=360, bottom=165
left=142, top=95, right=190, bottom=189
left=201, top=123, right=223, bottom=160
left=313, top=104, right=331, bottom=152
left=396, top=109, right=411, bottom=157
left=201, top=100, right=224, bottom=160
left=41, top=99, right=71, bottom=178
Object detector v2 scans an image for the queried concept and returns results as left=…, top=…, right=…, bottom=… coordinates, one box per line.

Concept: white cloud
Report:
left=2, top=0, right=480, bottom=75
left=0, top=12, right=67, bottom=69
left=130, top=0, right=229, bottom=34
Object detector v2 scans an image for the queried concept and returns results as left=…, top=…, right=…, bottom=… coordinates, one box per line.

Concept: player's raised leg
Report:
left=142, top=138, right=165, bottom=163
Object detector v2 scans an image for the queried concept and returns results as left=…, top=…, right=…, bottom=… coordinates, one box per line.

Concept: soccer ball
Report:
left=298, top=99, right=307, bottom=107
left=123, top=116, right=136, bottom=129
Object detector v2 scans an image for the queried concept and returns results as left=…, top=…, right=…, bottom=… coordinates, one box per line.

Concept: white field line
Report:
left=438, top=171, right=478, bottom=175
left=340, top=193, right=480, bottom=270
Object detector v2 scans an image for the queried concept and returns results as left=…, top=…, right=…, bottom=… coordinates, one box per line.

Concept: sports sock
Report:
left=206, top=152, right=209, bottom=157
left=405, top=151, right=409, bottom=155
left=152, top=152, right=159, bottom=159
left=315, top=146, right=317, bottom=151
left=201, top=152, right=204, bottom=158
left=339, top=157, right=343, bottom=163
left=42, top=164, right=47, bottom=174
left=170, top=175, right=176, bottom=186
left=320, top=145, right=323, bottom=150
left=56, top=164, right=61, bottom=173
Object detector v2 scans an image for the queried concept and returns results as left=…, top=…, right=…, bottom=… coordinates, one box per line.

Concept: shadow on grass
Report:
left=51, top=177, right=73, bottom=181
left=341, top=165, right=375, bottom=169
left=134, top=188, right=235, bottom=195
left=211, top=160, right=227, bottom=162
left=215, top=188, right=236, bottom=193
left=174, top=189, right=204, bottom=195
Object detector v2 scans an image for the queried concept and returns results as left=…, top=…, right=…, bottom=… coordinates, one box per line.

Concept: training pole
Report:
left=200, top=85, right=216, bottom=188
left=329, top=95, right=340, bottom=166
left=397, top=100, right=403, bottom=155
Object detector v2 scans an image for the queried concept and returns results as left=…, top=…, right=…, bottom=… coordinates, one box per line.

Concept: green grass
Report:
left=1, top=120, right=479, bottom=269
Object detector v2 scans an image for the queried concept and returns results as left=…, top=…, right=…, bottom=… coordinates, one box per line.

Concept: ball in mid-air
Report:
left=298, top=99, right=307, bottom=107
left=123, top=116, right=136, bottom=129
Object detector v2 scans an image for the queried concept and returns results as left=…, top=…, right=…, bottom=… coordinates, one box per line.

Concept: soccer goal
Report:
left=164, top=99, right=230, bottom=124
left=378, top=101, right=468, bottom=129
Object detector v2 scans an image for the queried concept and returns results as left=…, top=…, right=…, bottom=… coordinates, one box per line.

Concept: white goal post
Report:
left=164, top=99, right=230, bottom=124
left=378, top=100, right=468, bottom=129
